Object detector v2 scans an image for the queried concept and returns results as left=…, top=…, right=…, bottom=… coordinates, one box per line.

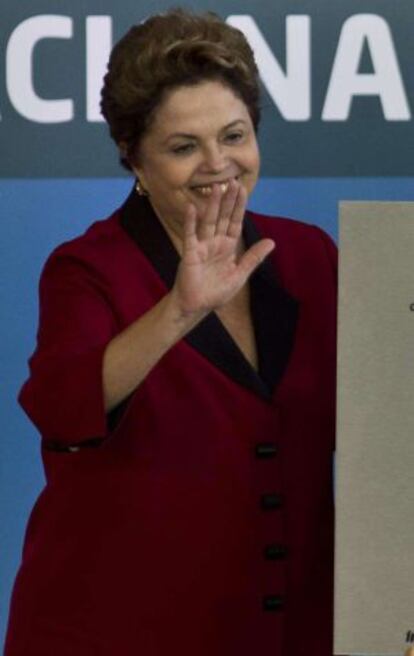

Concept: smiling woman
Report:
left=5, top=8, right=339, bottom=656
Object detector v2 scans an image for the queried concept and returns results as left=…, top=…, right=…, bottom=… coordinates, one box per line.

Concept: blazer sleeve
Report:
left=18, top=250, right=119, bottom=446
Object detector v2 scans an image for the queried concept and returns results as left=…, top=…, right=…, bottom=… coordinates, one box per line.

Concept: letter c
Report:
left=6, top=15, right=74, bottom=123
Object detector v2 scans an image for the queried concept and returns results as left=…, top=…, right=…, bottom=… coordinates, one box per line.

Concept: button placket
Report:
left=255, top=432, right=287, bottom=615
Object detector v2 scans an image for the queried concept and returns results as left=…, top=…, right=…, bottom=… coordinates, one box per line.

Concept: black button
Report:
left=260, top=493, right=283, bottom=510
left=263, top=595, right=284, bottom=612
left=264, top=544, right=288, bottom=560
left=255, top=442, right=277, bottom=459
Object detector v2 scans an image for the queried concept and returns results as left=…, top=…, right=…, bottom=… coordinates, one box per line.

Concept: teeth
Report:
left=198, top=186, right=213, bottom=196
left=194, top=181, right=231, bottom=196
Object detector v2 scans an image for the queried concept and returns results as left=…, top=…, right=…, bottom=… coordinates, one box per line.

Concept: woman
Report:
left=6, top=9, right=338, bottom=656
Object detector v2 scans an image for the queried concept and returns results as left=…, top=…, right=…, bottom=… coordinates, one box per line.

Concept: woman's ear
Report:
left=134, top=177, right=149, bottom=197
left=118, top=141, right=128, bottom=159
left=129, top=160, right=149, bottom=197
left=130, top=160, right=150, bottom=196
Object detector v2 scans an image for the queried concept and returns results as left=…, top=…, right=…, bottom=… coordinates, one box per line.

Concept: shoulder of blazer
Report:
left=246, top=209, right=330, bottom=241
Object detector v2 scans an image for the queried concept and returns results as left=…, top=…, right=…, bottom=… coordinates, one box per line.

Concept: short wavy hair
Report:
left=100, top=8, right=261, bottom=170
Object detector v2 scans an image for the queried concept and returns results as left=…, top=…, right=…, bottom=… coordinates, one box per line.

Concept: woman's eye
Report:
left=225, top=132, right=243, bottom=143
left=171, top=143, right=195, bottom=155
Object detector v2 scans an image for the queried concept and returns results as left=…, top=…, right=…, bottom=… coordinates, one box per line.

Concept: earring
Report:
left=135, top=179, right=148, bottom=196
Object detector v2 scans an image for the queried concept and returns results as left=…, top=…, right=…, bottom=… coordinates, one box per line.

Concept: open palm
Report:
left=174, top=179, right=275, bottom=316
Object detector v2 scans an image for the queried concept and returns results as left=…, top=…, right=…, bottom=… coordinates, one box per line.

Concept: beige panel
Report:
left=334, top=202, right=414, bottom=656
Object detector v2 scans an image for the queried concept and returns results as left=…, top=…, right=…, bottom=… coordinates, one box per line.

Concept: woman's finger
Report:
left=197, top=183, right=221, bottom=241
left=182, top=203, right=198, bottom=257
left=216, top=178, right=239, bottom=236
left=237, top=238, right=275, bottom=281
left=227, top=183, right=248, bottom=241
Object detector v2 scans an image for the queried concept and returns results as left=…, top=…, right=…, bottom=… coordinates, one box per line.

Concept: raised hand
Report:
left=172, top=179, right=275, bottom=317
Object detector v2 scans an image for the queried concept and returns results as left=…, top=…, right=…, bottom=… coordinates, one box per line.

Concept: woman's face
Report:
left=131, top=80, right=260, bottom=233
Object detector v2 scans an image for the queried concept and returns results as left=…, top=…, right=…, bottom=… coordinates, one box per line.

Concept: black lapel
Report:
left=243, top=218, right=299, bottom=395
left=120, top=188, right=298, bottom=401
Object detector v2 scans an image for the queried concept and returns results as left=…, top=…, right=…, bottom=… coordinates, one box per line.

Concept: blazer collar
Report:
left=120, top=188, right=298, bottom=401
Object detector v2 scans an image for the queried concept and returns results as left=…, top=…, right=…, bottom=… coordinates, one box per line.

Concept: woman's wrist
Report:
left=163, top=287, right=209, bottom=333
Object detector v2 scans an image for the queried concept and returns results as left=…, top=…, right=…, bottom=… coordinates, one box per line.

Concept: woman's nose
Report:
left=200, top=143, right=228, bottom=173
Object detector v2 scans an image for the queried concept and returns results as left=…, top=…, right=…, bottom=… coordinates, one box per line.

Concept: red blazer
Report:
left=6, top=190, right=337, bottom=656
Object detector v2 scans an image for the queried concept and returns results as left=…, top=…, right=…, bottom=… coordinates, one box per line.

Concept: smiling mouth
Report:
left=191, top=177, right=240, bottom=197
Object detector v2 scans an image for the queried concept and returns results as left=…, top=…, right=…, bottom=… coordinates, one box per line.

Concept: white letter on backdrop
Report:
left=227, top=15, right=311, bottom=120
left=6, top=15, right=74, bottom=123
left=323, top=14, right=411, bottom=121
left=86, top=16, right=112, bottom=122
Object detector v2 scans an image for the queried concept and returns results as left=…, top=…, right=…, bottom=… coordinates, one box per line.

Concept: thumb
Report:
left=237, top=238, right=275, bottom=280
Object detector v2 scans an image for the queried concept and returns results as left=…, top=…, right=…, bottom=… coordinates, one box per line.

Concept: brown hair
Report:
left=100, top=8, right=261, bottom=170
